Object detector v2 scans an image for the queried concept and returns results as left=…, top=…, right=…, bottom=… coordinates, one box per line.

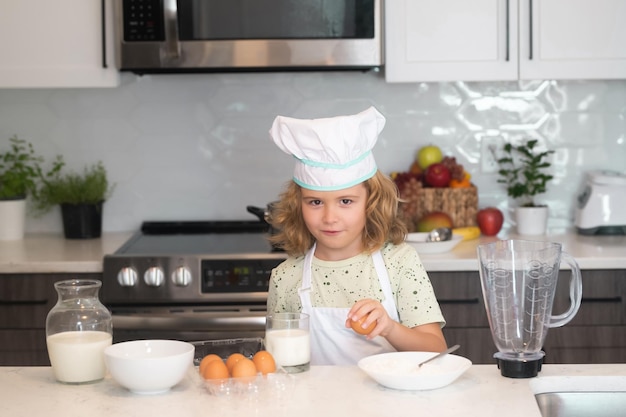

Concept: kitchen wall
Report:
left=0, top=71, right=624, bottom=234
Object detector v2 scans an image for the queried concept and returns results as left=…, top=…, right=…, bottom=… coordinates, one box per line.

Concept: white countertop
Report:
left=3, top=364, right=626, bottom=417
left=0, top=229, right=624, bottom=274
left=421, top=229, right=626, bottom=271
left=0, top=232, right=132, bottom=274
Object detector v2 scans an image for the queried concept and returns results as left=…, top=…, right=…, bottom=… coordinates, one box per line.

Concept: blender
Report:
left=478, top=240, right=582, bottom=378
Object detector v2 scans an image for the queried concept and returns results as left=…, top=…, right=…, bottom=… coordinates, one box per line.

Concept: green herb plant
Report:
left=496, top=139, right=554, bottom=207
left=33, top=161, right=114, bottom=215
left=0, top=135, right=63, bottom=200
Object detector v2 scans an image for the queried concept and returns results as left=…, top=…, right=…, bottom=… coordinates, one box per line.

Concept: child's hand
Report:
left=345, top=298, right=393, bottom=340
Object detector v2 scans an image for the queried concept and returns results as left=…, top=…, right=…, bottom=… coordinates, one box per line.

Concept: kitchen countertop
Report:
left=0, top=232, right=132, bottom=274
left=0, top=229, right=624, bottom=274
left=3, top=364, right=626, bottom=417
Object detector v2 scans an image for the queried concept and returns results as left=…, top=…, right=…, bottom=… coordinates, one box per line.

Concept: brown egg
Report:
left=199, top=354, right=222, bottom=375
left=252, top=350, right=276, bottom=375
left=226, top=353, right=246, bottom=373
left=202, top=358, right=229, bottom=380
left=232, top=357, right=258, bottom=382
left=350, top=315, right=376, bottom=335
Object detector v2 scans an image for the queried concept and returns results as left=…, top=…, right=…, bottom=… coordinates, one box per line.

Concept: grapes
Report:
left=392, top=171, right=421, bottom=194
left=440, top=156, right=465, bottom=181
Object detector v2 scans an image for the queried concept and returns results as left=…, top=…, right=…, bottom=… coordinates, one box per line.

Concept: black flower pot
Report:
left=60, top=201, right=103, bottom=239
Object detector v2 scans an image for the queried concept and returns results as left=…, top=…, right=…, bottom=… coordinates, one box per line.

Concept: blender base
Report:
left=496, top=356, right=543, bottom=378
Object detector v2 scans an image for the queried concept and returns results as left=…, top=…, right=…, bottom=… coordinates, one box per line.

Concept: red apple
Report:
left=476, top=207, right=504, bottom=236
left=424, top=163, right=451, bottom=188
left=416, top=211, right=454, bottom=232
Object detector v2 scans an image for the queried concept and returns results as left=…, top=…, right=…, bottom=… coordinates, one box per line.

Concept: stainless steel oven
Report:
left=102, top=221, right=286, bottom=343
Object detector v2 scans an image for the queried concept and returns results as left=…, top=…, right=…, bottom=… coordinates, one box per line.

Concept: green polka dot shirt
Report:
left=267, top=242, right=446, bottom=329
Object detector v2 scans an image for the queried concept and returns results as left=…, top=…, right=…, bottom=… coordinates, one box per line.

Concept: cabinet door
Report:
left=429, top=271, right=496, bottom=364
left=0, top=273, right=102, bottom=366
left=385, top=0, right=518, bottom=82
left=0, top=0, right=119, bottom=88
left=519, top=0, right=626, bottom=80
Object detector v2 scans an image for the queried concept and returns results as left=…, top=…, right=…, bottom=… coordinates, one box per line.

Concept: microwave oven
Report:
left=113, top=0, right=383, bottom=73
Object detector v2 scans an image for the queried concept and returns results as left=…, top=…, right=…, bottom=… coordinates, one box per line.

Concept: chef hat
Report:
left=269, top=107, right=386, bottom=191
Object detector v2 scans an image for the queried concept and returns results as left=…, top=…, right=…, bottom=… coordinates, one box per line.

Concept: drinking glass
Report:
left=265, top=312, right=310, bottom=373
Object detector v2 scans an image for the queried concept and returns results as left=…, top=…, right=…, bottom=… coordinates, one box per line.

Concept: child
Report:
left=266, top=107, right=447, bottom=365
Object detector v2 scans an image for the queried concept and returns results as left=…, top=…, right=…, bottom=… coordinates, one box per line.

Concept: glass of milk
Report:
left=46, top=279, right=112, bottom=384
left=265, top=312, right=310, bottom=373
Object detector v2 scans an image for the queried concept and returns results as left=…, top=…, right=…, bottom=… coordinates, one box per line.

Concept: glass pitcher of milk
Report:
left=46, top=279, right=113, bottom=384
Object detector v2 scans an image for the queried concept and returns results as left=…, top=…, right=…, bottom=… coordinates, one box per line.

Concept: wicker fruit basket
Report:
left=398, top=177, right=478, bottom=232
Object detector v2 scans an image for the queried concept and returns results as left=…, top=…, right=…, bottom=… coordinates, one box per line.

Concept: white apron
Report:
left=298, top=245, right=400, bottom=365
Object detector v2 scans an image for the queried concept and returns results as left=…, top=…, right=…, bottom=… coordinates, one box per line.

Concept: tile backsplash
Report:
left=1, top=71, right=624, bottom=234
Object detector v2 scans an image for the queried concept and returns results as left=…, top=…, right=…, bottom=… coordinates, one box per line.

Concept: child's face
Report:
left=300, top=183, right=368, bottom=261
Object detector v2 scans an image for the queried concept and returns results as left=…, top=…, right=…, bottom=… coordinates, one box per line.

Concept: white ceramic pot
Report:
left=514, top=206, right=549, bottom=235
left=0, top=198, right=26, bottom=240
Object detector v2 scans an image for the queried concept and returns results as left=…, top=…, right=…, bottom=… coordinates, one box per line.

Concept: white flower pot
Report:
left=514, top=206, right=549, bottom=235
left=0, top=198, right=26, bottom=240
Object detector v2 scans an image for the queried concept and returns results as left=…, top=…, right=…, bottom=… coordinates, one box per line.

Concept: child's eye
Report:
left=340, top=199, right=353, bottom=205
left=309, top=199, right=322, bottom=206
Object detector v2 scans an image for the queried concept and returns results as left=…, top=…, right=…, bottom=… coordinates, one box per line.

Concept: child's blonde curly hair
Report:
left=268, top=171, right=407, bottom=256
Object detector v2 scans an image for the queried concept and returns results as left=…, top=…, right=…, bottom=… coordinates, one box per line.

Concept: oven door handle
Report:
left=112, top=312, right=267, bottom=331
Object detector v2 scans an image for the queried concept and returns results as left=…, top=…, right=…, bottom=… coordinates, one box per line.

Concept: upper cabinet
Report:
left=385, top=0, right=626, bottom=82
left=0, top=0, right=119, bottom=88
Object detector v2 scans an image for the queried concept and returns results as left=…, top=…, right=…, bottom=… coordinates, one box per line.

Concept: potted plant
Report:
left=0, top=136, right=61, bottom=240
left=496, top=138, right=555, bottom=235
left=33, top=161, right=114, bottom=239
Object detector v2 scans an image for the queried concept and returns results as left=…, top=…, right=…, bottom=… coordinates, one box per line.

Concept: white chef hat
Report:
left=269, top=107, right=386, bottom=191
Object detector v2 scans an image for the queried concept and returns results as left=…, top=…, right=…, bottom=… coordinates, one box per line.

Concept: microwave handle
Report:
left=101, top=0, right=107, bottom=68
left=162, top=0, right=182, bottom=63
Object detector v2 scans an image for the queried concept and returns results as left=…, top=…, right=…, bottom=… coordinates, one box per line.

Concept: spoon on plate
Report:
left=426, top=227, right=452, bottom=242
left=417, top=344, right=461, bottom=368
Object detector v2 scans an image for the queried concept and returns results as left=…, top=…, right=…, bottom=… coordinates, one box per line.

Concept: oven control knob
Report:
left=117, top=267, right=138, bottom=287
left=172, top=266, right=192, bottom=287
left=144, top=267, right=165, bottom=287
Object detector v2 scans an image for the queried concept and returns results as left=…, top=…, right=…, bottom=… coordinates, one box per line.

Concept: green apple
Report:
left=416, top=145, right=443, bottom=170
left=415, top=211, right=453, bottom=232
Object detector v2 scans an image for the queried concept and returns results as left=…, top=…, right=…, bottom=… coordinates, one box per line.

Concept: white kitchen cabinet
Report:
left=385, top=0, right=626, bottom=82
left=0, top=0, right=119, bottom=88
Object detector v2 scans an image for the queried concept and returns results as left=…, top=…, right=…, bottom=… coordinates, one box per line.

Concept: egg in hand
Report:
left=350, top=314, right=376, bottom=335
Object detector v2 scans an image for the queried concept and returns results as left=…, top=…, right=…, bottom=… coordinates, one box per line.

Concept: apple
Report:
left=424, top=163, right=451, bottom=188
left=416, top=145, right=443, bottom=170
left=416, top=211, right=453, bottom=232
left=476, top=207, right=504, bottom=236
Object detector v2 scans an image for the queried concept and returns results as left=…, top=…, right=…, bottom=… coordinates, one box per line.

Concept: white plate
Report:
left=358, top=351, right=472, bottom=391
left=405, top=233, right=463, bottom=254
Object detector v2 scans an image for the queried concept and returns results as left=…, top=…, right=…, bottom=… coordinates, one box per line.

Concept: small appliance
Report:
left=575, top=170, right=626, bottom=235
left=478, top=240, right=582, bottom=378
left=113, top=0, right=382, bottom=73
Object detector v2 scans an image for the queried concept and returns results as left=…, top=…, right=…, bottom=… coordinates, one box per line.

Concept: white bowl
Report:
left=405, top=233, right=463, bottom=254
left=104, top=340, right=195, bottom=394
left=358, top=351, right=472, bottom=390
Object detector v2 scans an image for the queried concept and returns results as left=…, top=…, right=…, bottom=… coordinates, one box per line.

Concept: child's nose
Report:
left=322, top=206, right=337, bottom=222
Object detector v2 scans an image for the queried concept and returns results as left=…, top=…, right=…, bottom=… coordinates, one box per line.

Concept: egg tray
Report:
left=191, top=337, right=295, bottom=397
left=192, top=337, right=265, bottom=366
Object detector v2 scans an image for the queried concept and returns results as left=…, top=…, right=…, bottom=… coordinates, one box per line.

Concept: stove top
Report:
left=115, top=220, right=280, bottom=256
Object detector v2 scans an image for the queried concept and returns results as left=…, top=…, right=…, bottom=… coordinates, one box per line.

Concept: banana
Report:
left=452, top=226, right=481, bottom=241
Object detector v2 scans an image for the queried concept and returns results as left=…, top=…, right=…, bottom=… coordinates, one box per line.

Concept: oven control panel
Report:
left=201, top=259, right=283, bottom=293
left=102, top=254, right=286, bottom=304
